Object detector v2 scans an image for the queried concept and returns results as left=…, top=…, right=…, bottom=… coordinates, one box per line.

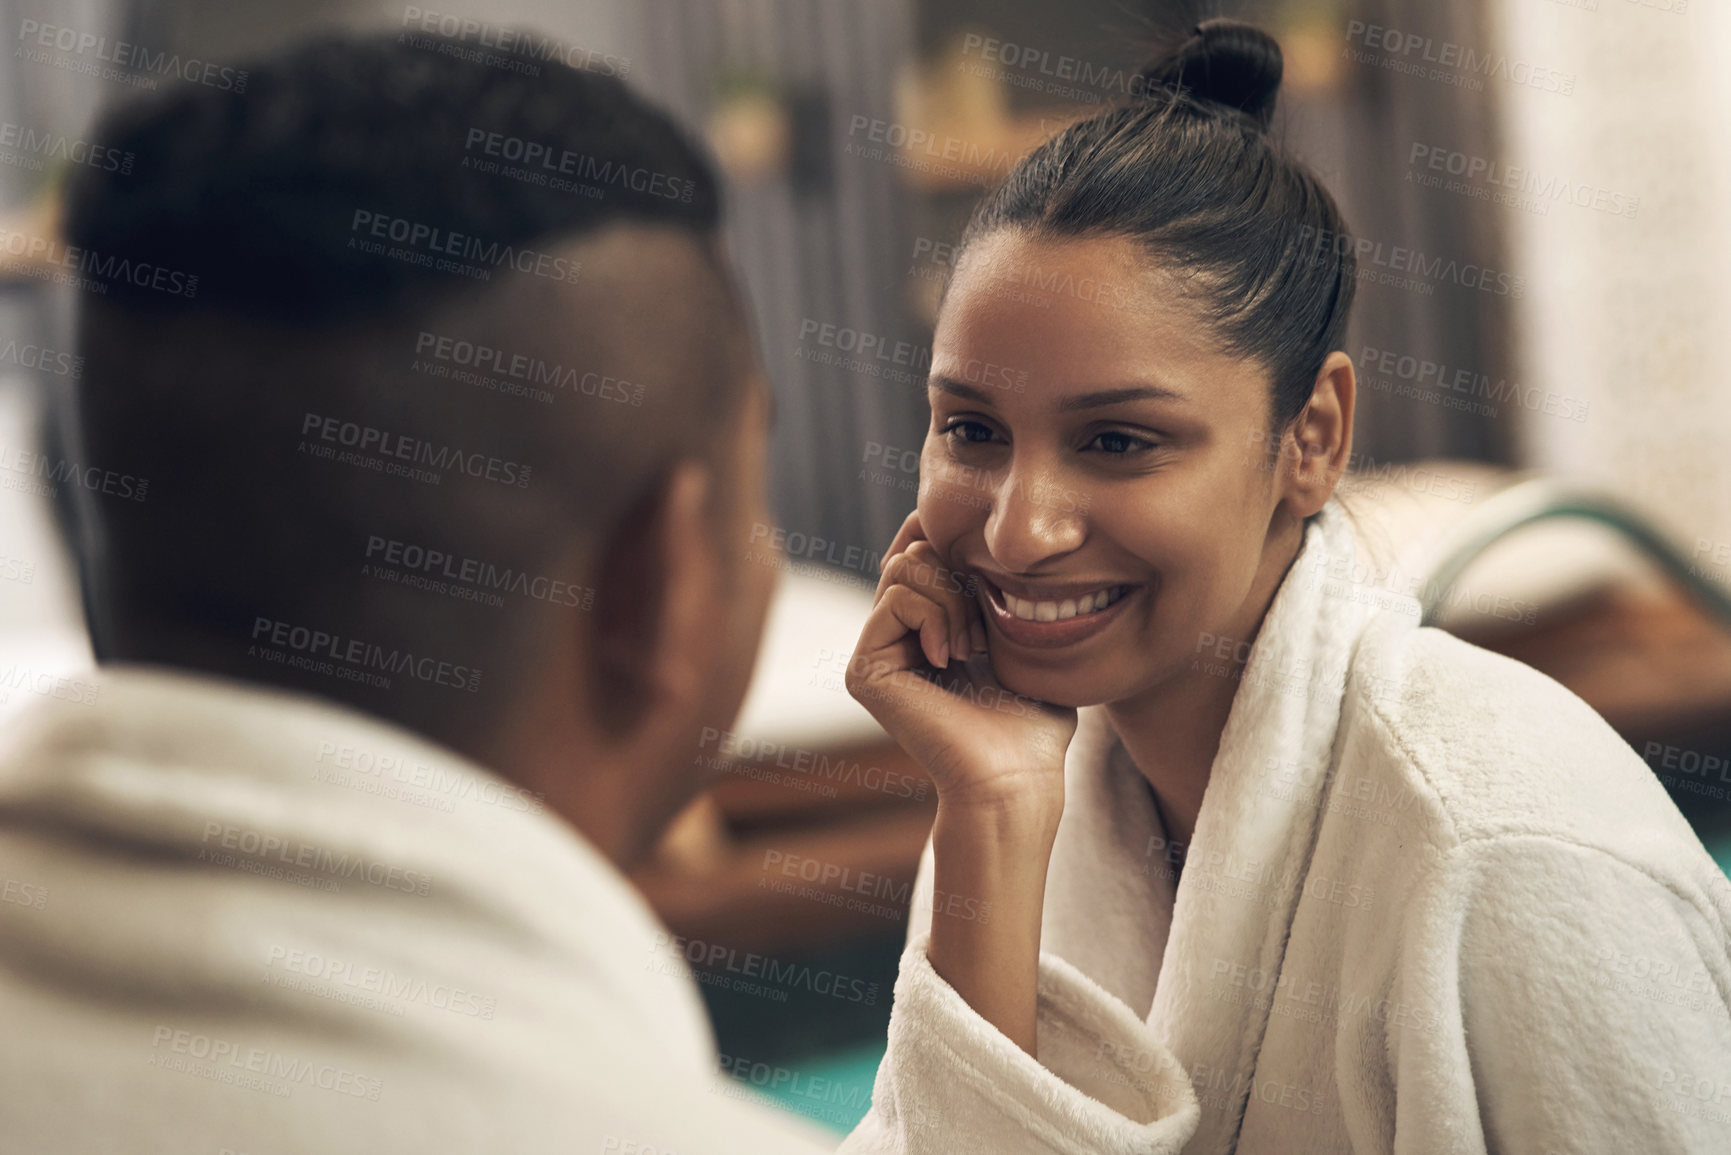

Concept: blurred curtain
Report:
left=628, top=0, right=927, bottom=559
left=1330, top=0, right=1517, bottom=465
left=1496, top=0, right=1731, bottom=565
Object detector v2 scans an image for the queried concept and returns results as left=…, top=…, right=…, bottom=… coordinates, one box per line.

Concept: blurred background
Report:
left=3, top=0, right=1730, bottom=1135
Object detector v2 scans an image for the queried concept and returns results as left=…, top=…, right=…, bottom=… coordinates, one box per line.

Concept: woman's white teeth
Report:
left=1004, top=586, right=1124, bottom=622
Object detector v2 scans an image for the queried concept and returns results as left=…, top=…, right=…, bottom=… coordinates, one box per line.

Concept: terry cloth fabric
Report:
left=872, top=498, right=1731, bottom=1153
left=0, top=664, right=1199, bottom=1153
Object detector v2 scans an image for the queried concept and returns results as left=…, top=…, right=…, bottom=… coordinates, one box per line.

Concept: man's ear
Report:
left=588, top=461, right=719, bottom=742
left=1282, top=350, right=1357, bottom=518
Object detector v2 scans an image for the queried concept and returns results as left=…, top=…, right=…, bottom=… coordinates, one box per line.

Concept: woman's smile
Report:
left=975, top=570, right=1149, bottom=650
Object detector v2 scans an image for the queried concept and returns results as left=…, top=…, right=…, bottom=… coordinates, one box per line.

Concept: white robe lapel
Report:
left=1041, top=707, right=1178, bottom=1018
left=1146, top=503, right=1375, bottom=1154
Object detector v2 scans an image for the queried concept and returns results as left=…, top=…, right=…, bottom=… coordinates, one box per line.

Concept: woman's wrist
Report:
left=925, top=792, right=1060, bottom=1055
left=932, top=782, right=1064, bottom=840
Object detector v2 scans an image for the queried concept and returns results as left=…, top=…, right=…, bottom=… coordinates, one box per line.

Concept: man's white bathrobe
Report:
left=0, top=666, right=1194, bottom=1153
left=851, top=501, right=1731, bottom=1154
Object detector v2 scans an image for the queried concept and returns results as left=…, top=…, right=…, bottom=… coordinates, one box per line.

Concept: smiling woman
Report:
left=836, top=16, right=1731, bottom=1155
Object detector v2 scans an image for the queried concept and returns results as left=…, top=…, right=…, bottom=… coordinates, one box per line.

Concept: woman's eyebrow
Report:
left=1058, top=385, right=1187, bottom=410
left=927, top=375, right=999, bottom=404
left=928, top=376, right=1188, bottom=409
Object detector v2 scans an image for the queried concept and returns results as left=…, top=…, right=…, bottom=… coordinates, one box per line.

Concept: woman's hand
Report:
left=845, top=511, right=1077, bottom=815
left=845, top=510, right=1079, bottom=1055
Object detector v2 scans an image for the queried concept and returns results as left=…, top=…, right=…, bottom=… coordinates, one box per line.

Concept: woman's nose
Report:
left=983, top=466, right=1085, bottom=572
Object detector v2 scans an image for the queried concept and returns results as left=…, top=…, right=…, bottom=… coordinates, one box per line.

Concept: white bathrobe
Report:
left=849, top=501, right=1731, bottom=1154
left=0, top=666, right=1196, bottom=1153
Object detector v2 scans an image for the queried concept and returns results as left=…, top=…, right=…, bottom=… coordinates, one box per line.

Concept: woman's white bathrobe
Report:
left=846, top=501, right=1731, bottom=1154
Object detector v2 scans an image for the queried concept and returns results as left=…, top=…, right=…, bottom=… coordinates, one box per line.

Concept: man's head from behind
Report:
left=63, top=32, right=778, bottom=866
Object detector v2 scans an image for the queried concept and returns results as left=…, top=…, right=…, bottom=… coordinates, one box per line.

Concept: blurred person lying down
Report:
left=0, top=31, right=1197, bottom=1155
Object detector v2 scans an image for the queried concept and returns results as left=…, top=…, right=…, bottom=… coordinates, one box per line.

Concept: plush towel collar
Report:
left=1043, top=500, right=1386, bottom=1155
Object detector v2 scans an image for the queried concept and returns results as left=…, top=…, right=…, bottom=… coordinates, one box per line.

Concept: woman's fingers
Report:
left=857, top=582, right=952, bottom=671
left=901, top=541, right=977, bottom=665
left=879, top=510, right=926, bottom=572
left=873, top=516, right=986, bottom=658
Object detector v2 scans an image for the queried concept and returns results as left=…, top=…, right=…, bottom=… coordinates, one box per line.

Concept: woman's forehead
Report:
left=933, top=232, right=1267, bottom=408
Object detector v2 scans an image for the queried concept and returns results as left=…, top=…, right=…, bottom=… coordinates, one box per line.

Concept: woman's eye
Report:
left=1086, top=430, right=1156, bottom=454
left=942, top=419, right=998, bottom=445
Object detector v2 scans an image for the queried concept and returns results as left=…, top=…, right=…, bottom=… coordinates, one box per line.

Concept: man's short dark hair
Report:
left=63, top=31, right=720, bottom=323
left=61, top=31, right=747, bottom=744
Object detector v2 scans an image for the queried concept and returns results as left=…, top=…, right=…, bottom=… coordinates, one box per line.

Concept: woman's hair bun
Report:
left=1137, top=17, right=1283, bottom=130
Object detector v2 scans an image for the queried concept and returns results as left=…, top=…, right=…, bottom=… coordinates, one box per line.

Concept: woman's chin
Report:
left=989, top=657, right=1122, bottom=712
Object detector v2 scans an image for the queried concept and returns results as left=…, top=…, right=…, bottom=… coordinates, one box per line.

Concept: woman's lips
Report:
left=977, top=575, right=1142, bottom=650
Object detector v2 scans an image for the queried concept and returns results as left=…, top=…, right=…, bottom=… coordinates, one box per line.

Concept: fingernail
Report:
left=936, top=638, right=950, bottom=668
left=971, top=623, right=987, bottom=654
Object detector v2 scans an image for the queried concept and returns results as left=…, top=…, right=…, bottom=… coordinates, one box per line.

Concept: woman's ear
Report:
left=1282, top=351, right=1357, bottom=518
left=588, top=461, right=719, bottom=745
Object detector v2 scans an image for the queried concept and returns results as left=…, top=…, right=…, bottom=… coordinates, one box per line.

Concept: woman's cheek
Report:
left=916, top=451, right=981, bottom=545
